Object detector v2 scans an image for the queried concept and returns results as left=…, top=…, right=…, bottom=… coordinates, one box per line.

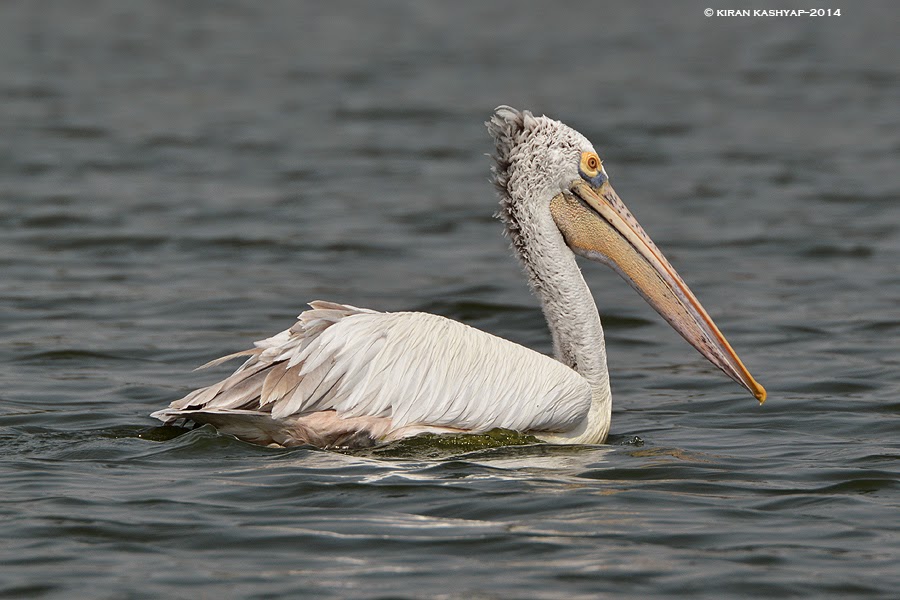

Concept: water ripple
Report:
left=1, top=2, right=898, bottom=598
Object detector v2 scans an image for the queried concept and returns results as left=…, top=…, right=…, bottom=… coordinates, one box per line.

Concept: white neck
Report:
left=510, top=204, right=612, bottom=443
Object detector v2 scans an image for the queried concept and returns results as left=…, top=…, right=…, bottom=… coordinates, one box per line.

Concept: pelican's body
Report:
left=153, top=107, right=764, bottom=448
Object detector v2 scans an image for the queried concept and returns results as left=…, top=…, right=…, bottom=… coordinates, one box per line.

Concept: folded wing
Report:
left=152, top=301, right=590, bottom=445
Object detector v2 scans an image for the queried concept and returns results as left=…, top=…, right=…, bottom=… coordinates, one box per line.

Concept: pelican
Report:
left=152, top=106, right=765, bottom=448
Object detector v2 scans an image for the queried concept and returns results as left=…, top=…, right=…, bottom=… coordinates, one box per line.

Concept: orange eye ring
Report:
left=580, top=152, right=602, bottom=175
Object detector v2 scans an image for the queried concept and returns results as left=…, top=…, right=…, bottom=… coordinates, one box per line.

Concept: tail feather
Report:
left=155, top=301, right=378, bottom=425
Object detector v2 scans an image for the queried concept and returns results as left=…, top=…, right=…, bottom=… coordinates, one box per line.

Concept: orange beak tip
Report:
left=753, top=383, right=767, bottom=405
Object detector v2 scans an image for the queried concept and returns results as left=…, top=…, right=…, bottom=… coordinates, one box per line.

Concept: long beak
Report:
left=550, top=180, right=766, bottom=403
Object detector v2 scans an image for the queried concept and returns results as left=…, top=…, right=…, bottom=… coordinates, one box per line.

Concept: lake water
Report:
left=1, top=2, right=898, bottom=598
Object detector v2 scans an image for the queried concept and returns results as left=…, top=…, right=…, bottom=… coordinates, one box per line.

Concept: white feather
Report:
left=152, top=303, right=594, bottom=444
left=152, top=107, right=622, bottom=448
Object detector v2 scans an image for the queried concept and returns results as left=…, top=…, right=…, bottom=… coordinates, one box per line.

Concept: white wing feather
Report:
left=152, top=301, right=591, bottom=443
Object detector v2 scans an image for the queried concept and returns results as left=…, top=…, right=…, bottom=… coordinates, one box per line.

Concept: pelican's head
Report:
left=487, top=106, right=766, bottom=403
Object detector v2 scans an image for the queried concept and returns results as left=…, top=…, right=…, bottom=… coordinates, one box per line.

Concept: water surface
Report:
left=1, top=2, right=898, bottom=598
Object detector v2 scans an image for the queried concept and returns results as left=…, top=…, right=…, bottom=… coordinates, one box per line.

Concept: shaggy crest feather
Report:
left=487, top=106, right=595, bottom=257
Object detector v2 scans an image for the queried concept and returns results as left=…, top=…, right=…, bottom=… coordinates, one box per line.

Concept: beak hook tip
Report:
left=753, top=383, right=767, bottom=404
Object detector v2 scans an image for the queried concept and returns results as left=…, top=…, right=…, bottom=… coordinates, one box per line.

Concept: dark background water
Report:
left=2, top=1, right=898, bottom=598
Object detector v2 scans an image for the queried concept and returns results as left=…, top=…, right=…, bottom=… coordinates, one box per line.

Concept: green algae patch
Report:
left=360, top=429, right=543, bottom=459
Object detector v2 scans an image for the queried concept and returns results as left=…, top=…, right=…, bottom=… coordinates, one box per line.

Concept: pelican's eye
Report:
left=578, top=152, right=606, bottom=186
